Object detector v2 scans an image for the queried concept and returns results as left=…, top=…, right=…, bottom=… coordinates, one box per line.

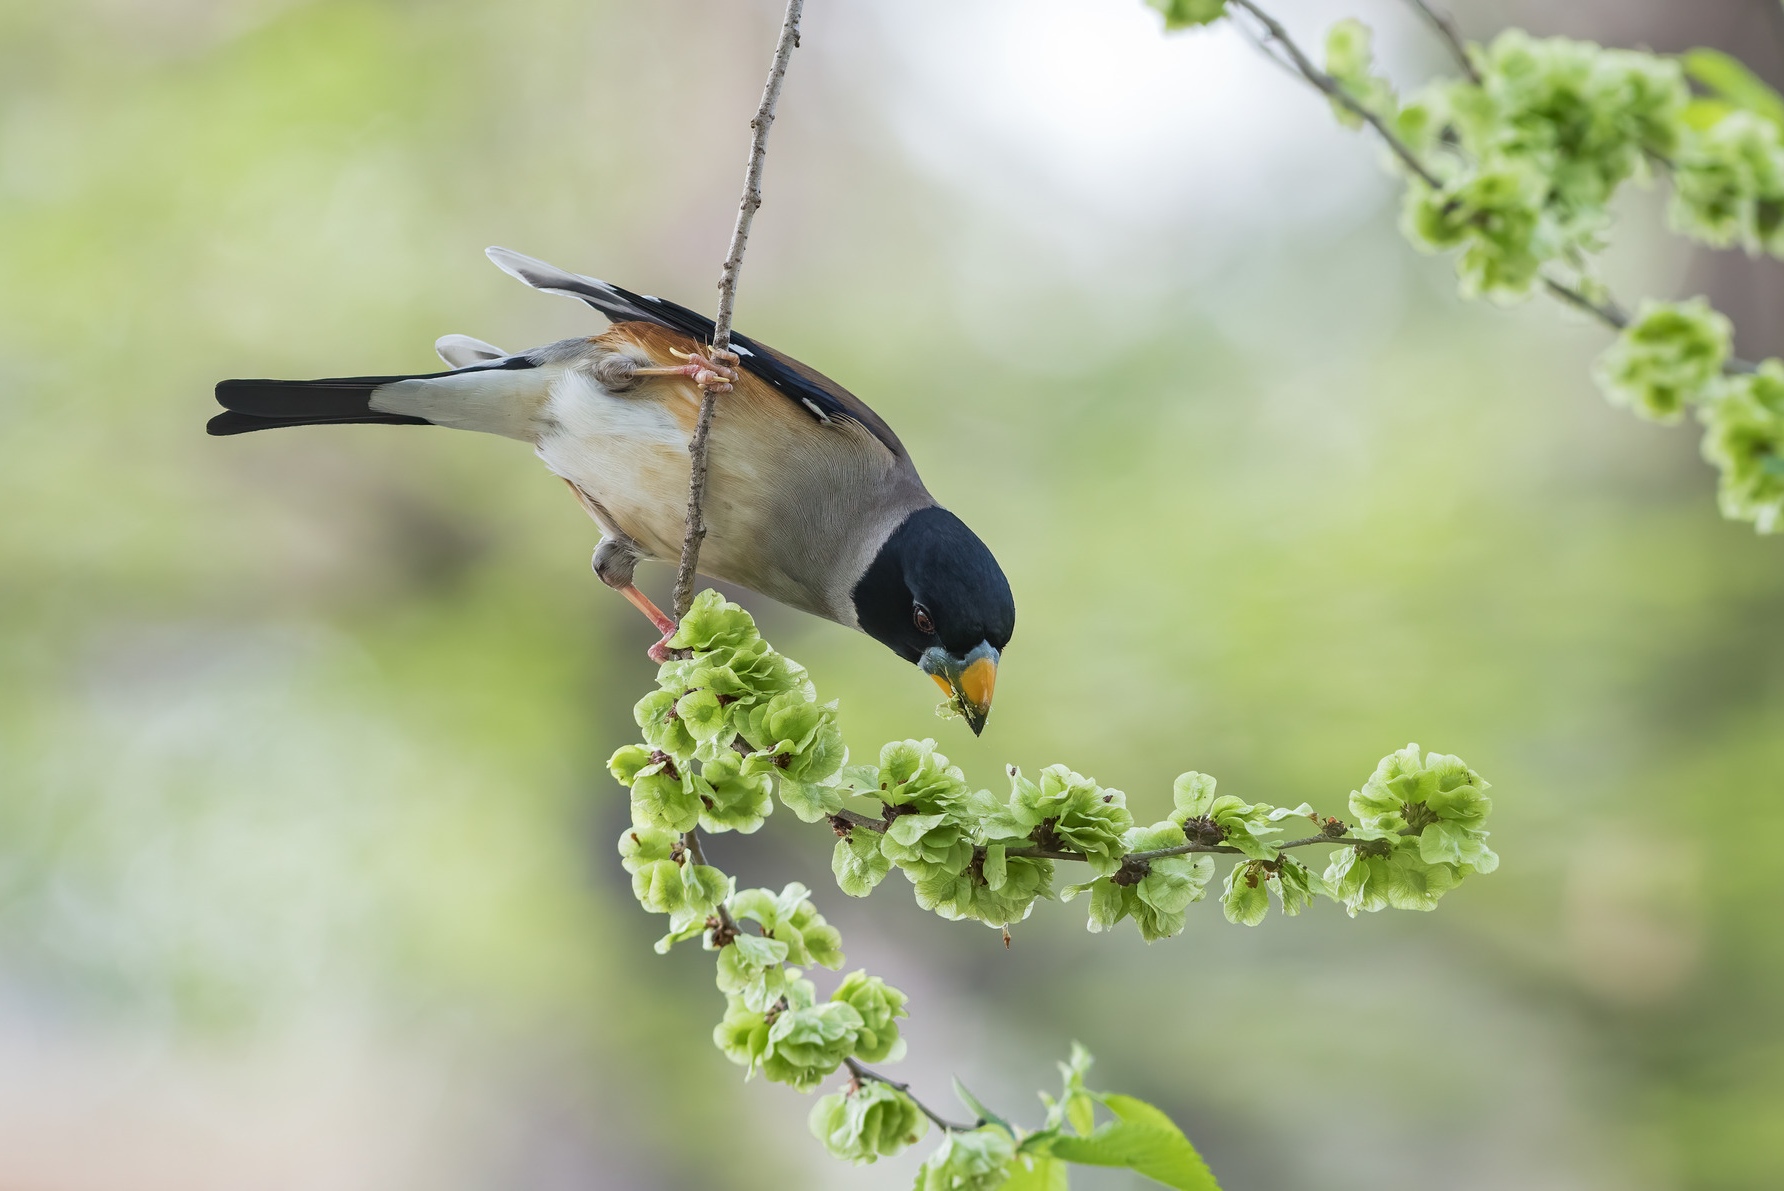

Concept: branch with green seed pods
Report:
left=607, top=592, right=1496, bottom=1187
left=618, top=594, right=1497, bottom=941
left=1150, top=0, right=1784, bottom=532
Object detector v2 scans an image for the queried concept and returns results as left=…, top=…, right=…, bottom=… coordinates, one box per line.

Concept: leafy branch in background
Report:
left=1151, top=0, right=1784, bottom=534
left=619, top=2, right=1497, bottom=1187
left=610, top=593, right=1496, bottom=1189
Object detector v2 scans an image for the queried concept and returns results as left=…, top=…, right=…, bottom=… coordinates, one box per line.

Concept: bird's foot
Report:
left=633, top=346, right=740, bottom=394
left=615, top=582, right=681, bottom=661
left=647, top=627, right=679, bottom=664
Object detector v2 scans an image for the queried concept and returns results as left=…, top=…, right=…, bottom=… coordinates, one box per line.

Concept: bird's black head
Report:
left=851, top=507, right=1015, bottom=735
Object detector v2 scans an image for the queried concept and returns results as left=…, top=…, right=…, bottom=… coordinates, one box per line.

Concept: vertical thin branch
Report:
left=682, top=828, right=739, bottom=940
left=1404, top=0, right=1480, bottom=83
left=1759, top=0, right=1784, bottom=59
left=669, top=0, right=807, bottom=622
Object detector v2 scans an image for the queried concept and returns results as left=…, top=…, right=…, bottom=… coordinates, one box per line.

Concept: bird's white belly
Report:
left=534, top=369, right=700, bottom=561
left=532, top=368, right=823, bottom=608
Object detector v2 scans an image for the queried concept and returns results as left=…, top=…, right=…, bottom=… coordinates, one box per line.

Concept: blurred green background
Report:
left=3, top=0, right=1783, bottom=1187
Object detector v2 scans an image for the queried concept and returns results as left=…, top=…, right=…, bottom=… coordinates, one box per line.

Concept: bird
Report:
left=208, top=247, right=1014, bottom=734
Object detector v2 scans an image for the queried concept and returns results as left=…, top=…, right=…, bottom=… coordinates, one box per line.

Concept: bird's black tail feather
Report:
left=207, top=376, right=440, bottom=437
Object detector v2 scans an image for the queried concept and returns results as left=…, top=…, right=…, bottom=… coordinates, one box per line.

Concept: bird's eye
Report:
left=912, top=604, right=935, bottom=635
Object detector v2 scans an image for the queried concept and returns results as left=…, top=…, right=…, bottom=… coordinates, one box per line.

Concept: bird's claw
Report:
left=647, top=626, right=679, bottom=664
left=632, top=346, right=740, bottom=394
left=675, top=345, right=740, bottom=394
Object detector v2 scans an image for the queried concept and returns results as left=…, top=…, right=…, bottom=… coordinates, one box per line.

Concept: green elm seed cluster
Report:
left=607, top=593, right=1495, bottom=1184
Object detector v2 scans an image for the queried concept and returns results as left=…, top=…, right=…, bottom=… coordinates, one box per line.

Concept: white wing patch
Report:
left=435, top=334, right=508, bottom=368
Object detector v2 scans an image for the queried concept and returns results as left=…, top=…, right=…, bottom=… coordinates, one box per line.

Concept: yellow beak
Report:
left=923, top=643, right=1000, bottom=736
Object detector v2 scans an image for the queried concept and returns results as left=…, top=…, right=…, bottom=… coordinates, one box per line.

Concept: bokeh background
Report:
left=4, top=0, right=1783, bottom=1187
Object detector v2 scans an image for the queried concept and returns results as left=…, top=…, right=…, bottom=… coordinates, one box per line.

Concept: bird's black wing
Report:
left=486, top=247, right=906, bottom=458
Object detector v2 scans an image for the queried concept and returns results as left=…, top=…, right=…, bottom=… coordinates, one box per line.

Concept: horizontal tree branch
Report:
left=833, top=807, right=886, bottom=832
left=1123, top=831, right=1364, bottom=863
left=845, top=1057, right=981, bottom=1133
left=828, top=802, right=1362, bottom=865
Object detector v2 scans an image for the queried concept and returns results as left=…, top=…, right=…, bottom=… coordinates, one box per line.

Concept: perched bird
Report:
left=209, top=248, right=1014, bottom=733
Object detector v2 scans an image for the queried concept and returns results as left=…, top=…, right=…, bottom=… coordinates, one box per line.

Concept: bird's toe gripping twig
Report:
left=646, top=627, right=679, bottom=664
left=635, top=346, right=741, bottom=394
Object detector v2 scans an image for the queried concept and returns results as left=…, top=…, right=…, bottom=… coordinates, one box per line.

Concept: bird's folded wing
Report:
left=485, top=246, right=907, bottom=460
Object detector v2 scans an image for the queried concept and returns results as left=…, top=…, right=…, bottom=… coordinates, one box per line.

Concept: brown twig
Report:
left=669, top=0, right=806, bottom=621
left=1227, top=0, right=1443, bottom=189
left=1404, top=0, right=1479, bottom=83
left=844, top=1058, right=981, bottom=1133
left=833, top=807, right=886, bottom=832
left=1760, top=0, right=1784, bottom=57
left=834, top=799, right=1363, bottom=864
left=1541, top=277, right=1629, bottom=331
left=1006, top=831, right=1366, bottom=864
left=682, top=828, right=740, bottom=941
left=1122, top=833, right=1365, bottom=864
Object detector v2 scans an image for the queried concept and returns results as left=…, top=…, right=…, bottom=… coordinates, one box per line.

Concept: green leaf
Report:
left=1324, top=18, right=1398, bottom=131
left=1220, top=861, right=1269, bottom=926
left=1270, top=858, right=1323, bottom=916
left=1001, top=1154, right=1070, bottom=1191
left=778, top=777, right=843, bottom=823
left=1053, top=1040, right=1098, bottom=1136
left=761, top=996, right=863, bottom=1091
left=1684, top=48, right=1784, bottom=130
left=653, top=914, right=706, bottom=954
left=675, top=688, right=731, bottom=745
left=832, top=828, right=892, bottom=896
left=999, top=765, right=1132, bottom=876
left=730, top=933, right=787, bottom=968
left=1146, top=0, right=1225, bottom=30
left=1169, top=772, right=1218, bottom=821
left=629, top=766, right=702, bottom=834
left=810, top=1082, right=928, bottom=1165
left=1593, top=298, right=1733, bottom=423
left=668, top=588, right=761, bottom=654
left=982, top=842, right=1008, bottom=890
left=607, top=743, right=655, bottom=787
left=876, top=738, right=971, bottom=811
left=831, top=970, right=908, bottom=1063
left=1683, top=96, right=1736, bottom=132
left=1066, top=1093, right=1096, bottom=1137
left=1701, top=359, right=1784, bottom=533
left=1044, top=1094, right=1220, bottom=1191
left=879, top=810, right=974, bottom=883
left=1402, top=162, right=1553, bottom=303
left=698, top=751, right=774, bottom=834
left=634, top=688, right=698, bottom=759
left=953, top=1077, right=1007, bottom=1132
left=916, top=1126, right=1018, bottom=1191
left=1085, top=877, right=1129, bottom=933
